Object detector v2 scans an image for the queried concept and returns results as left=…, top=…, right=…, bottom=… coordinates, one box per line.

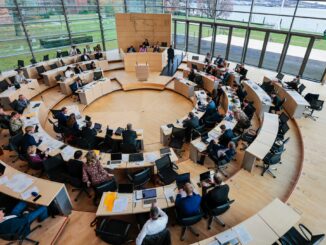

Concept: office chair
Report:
left=43, top=156, right=69, bottom=183
left=86, top=63, right=93, bottom=70
left=0, top=222, right=42, bottom=245
left=49, top=109, right=61, bottom=120
left=256, top=150, right=285, bottom=178
left=297, top=84, right=306, bottom=95
left=8, top=133, right=26, bottom=164
left=279, top=112, right=289, bottom=125
left=231, top=134, right=241, bottom=147
left=55, top=74, right=63, bottom=82
left=93, top=180, right=117, bottom=206
left=127, top=167, right=151, bottom=189
left=304, top=93, right=324, bottom=121
left=191, top=125, right=206, bottom=140
left=277, top=122, right=289, bottom=141
left=207, top=199, right=234, bottom=230
left=120, top=143, right=137, bottom=154
left=43, top=54, right=49, bottom=61
left=169, top=127, right=185, bottom=157
left=0, top=115, right=10, bottom=131
left=35, top=65, right=46, bottom=77
left=207, top=142, right=232, bottom=177
left=49, top=63, right=58, bottom=70
left=155, top=154, right=178, bottom=185
left=194, top=75, right=203, bottom=89
left=279, top=224, right=325, bottom=245
left=142, top=228, right=171, bottom=245
left=175, top=209, right=203, bottom=241
left=67, top=159, right=91, bottom=202
left=271, top=137, right=290, bottom=153
left=95, top=218, right=132, bottom=245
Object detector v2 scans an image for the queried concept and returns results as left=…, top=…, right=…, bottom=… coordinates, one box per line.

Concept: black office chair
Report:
left=169, top=127, right=185, bottom=158
left=8, top=133, right=26, bottom=164
left=0, top=114, right=10, bottom=131
left=95, top=218, right=132, bottom=245
left=279, top=224, right=325, bottom=245
left=207, top=199, right=235, bottom=230
left=279, top=112, right=289, bottom=125
left=277, top=122, right=289, bottom=141
left=142, top=228, right=171, bottom=245
left=271, top=137, right=290, bottom=153
left=256, top=149, right=285, bottom=178
left=43, top=54, right=49, bottom=61
left=67, top=159, right=91, bottom=202
left=93, top=179, right=117, bottom=206
left=297, top=84, right=306, bottom=95
left=55, top=74, right=63, bottom=82
left=271, top=97, right=286, bottom=114
left=49, top=109, right=61, bottom=120
left=175, top=209, right=203, bottom=241
left=304, top=93, right=324, bottom=121
left=49, top=63, right=58, bottom=70
left=231, top=134, right=241, bottom=147
left=36, top=65, right=46, bottom=78
left=155, top=154, right=178, bottom=185
left=43, top=156, right=69, bottom=183
left=120, top=143, right=137, bottom=154
left=207, top=142, right=234, bottom=177
left=86, top=63, right=93, bottom=70
left=0, top=222, right=42, bottom=245
left=191, top=125, right=206, bottom=140
left=127, top=167, right=151, bottom=189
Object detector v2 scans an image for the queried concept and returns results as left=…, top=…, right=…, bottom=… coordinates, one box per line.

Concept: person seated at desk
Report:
left=127, top=45, right=136, bottom=53
left=56, top=107, right=68, bottom=127
left=143, top=39, right=150, bottom=47
left=94, top=44, right=102, bottom=52
left=82, top=150, right=114, bottom=197
left=233, top=106, right=250, bottom=132
left=122, top=123, right=138, bottom=147
left=188, top=68, right=196, bottom=82
left=211, top=67, right=218, bottom=77
left=221, top=69, right=231, bottom=85
left=242, top=99, right=255, bottom=120
left=139, top=45, right=147, bottom=52
left=70, top=77, right=85, bottom=97
left=269, top=92, right=282, bottom=113
left=67, top=150, right=84, bottom=178
left=74, top=64, right=83, bottom=74
left=205, top=65, right=213, bottom=75
left=27, top=145, right=48, bottom=165
left=201, top=173, right=230, bottom=216
left=204, top=110, right=223, bottom=127
left=183, top=112, right=200, bottom=142
left=85, top=44, right=92, bottom=54
left=69, top=45, right=78, bottom=56
left=66, top=113, right=80, bottom=139
left=167, top=45, right=175, bottom=67
left=175, top=183, right=201, bottom=218
left=9, top=111, right=24, bottom=136
left=80, top=50, right=91, bottom=62
left=15, top=70, right=28, bottom=84
left=95, top=50, right=103, bottom=60
left=136, top=202, right=168, bottom=245
left=0, top=201, right=48, bottom=237
left=235, top=63, right=247, bottom=81
left=218, top=124, right=235, bottom=147
left=213, top=83, right=224, bottom=106
left=205, top=97, right=217, bottom=117
left=153, top=44, right=160, bottom=52
left=214, top=55, right=224, bottom=67
left=285, top=75, right=300, bottom=91
left=204, top=52, right=212, bottom=64
left=235, top=84, right=246, bottom=102
left=89, top=61, right=97, bottom=70
left=81, top=121, right=98, bottom=148
left=17, top=94, right=30, bottom=112
left=21, top=126, right=43, bottom=154
left=64, top=66, right=75, bottom=78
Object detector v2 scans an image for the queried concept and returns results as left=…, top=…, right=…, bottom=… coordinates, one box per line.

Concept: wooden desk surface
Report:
left=258, top=198, right=301, bottom=237
left=0, top=161, right=67, bottom=206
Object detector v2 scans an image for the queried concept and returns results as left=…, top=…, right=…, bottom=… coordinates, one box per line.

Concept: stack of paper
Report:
left=60, top=145, right=76, bottom=161
left=112, top=196, right=128, bottom=212
left=5, top=174, right=34, bottom=193
left=144, top=152, right=159, bottom=163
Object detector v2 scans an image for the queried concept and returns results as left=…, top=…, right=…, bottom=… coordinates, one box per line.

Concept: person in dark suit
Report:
left=242, top=99, right=255, bottom=120
left=285, top=75, right=300, bottom=91
left=269, top=92, right=282, bottom=113
left=21, top=126, right=43, bottom=153
left=201, top=174, right=230, bottom=215
left=235, top=84, right=246, bottom=103
left=56, top=107, right=68, bottom=127
left=218, top=124, right=235, bottom=147
left=17, top=95, right=29, bottom=113
left=175, top=183, right=201, bottom=218
left=214, top=55, right=224, bottom=67
left=70, top=77, right=85, bottom=97
left=127, top=45, right=136, bottom=53
left=95, top=50, right=103, bottom=60
left=204, top=110, right=223, bottom=126
left=81, top=121, right=98, bottom=148
left=183, top=112, right=200, bottom=142
left=153, top=45, right=160, bottom=52
left=167, top=45, right=174, bottom=67
left=80, top=50, right=91, bottom=61
left=235, top=64, right=247, bottom=81
left=122, top=123, right=138, bottom=147
left=67, top=150, right=84, bottom=179
left=74, top=64, right=83, bottom=74
left=188, top=68, right=196, bottom=82
left=0, top=201, right=48, bottom=237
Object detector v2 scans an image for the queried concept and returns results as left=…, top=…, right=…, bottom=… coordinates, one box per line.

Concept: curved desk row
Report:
left=242, top=80, right=272, bottom=120
left=242, top=112, right=279, bottom=172
left=192, top=198, right=300, bottom=245
left=183, top=67, right=219, bottom=93
left=0, top=161, right=72, bottom=215
left=263, top=76, right=309, bottom=119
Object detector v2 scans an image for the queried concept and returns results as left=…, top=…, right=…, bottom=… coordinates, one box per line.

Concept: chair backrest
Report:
left=50, top=63, right=58, bottom=70
left=86, top=63, right=92, bottom=70
left=298, top=84, right=306, bottom=94
left=304, top=93, right=319, bottom=103
left=9, top=133, right=24, bottom=153
left=36, top=65, right=46, bottom=75
left=94, top=180, right=117, bottom=193
left=279, top=122, right=289, bottom=135
left=279, top=112, right=289, bottom=124
left=142, top=228, right=171, bottom=245
left=211, top=199, right=234, bottom=216
left=171, top=127, right=185, bottom=140
left=67, top=159, right=83, bottom=179
left=132, top=168, right=151, bottom=187
left=177, top=211, right=203, bottom=226
left=155, top=154, right=172, bottom=172
left=55, top=74, right=62, bottom=81
left=43, top=156, right=65, bottom=174
left=120, top=143, right=137, bottom=154
left=269, top=150, right=284, bottom=165
left=43, top=54, right=49, bottom=61
left=50, top=109, right=61, bottom=119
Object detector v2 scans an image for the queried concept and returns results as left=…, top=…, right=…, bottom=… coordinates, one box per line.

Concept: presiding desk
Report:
left=242, top=113, right=279, bottom=172
left=194, top=198, right=300, bottom=245
left=263, top=76, right=309, bottom=119
left=0, top=161, right=72, bottom=215
left=0, top=79, right=41, bottom=110
left=121, top=48, right=167, bottom=72
left=242, top=80, right=272, bottom=120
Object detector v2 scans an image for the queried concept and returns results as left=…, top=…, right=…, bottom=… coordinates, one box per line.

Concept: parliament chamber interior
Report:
left=0, top=1, right=326, bottom=244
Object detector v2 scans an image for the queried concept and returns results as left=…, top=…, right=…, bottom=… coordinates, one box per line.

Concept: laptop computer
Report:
left=110, top=153, right=122, bottom=164
left=118, top=184, right=134, bottom=193
left=176, top=173, right=190, bottom=189
left=0, top=162, right=5, bottom=176
left=85, top=115, right=91, bottom=122
left=106, top=127, right=113, bottom=137
left=160, top=147, right=171, bottom=156
left=276, top=72, right=284, bottom=81
left=129, top=153, right=144, bottom=162
left=115, top=127, right=124, bottom=136
left=142, top=189, right=157, bottom=199
left=200, top=171, right=211, bottom=182
left=94, top=123, right=102, bottom=131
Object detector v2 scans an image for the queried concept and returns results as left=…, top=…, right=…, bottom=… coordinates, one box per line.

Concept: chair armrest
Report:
left=299, top=224, right=313, bottom=241
left=127, top=173, right=133, bottom=182
left=172, top=163, right=179, bottom=170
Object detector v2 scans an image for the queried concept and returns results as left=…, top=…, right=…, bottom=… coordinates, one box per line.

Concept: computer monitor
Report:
left=118, top=184, right=134, bottom=193
left=176, top=173, right=190, bottom=188
left=30, top=58, right=37, bottom=65
left=111, top=153, right=122, bottom=161
left=43, top=55, right=49, bottom=61
left=0, top=80, right=9, bottom=92
left=199, top=171, right=211, bottom=181
left=159, top=147, right=171, bottom=156
left=129, top=153, right=144, bottom=162
left=61, top=51, right=69, bottom=57
left=0, top=162, right=5, bottom=176
left=93, top=71, right=103, bottom=81
left=276, top=73, right=284, bottom=81
left=192, top=56, right=199, bottom=61
left=17, top=60, right=24, bottom=68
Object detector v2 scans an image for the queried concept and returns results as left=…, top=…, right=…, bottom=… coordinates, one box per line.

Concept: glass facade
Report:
left=0, top=0, right=325, bottom=82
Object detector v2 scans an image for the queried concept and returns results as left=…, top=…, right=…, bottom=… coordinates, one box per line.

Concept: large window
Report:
left=175, top=21, right=186, bottom=51
left=245, top=30, right=266, bottom=66
left=228, top=27, right=246, bottom=62
left=214, top=26, right=229, bottom=58
left=303, top=39, right=326, bottom=81
left=262, top=33, right=286, bottom=71
left=188, top=23, right=200, bottom=53
left=200, top=24, right=213, bottom=55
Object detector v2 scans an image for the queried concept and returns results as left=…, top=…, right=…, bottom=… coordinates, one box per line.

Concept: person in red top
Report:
left=82, top=150, right=113, bottom=187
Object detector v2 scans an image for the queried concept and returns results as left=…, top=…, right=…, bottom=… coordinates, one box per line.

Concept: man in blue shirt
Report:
left=175, top=183, right=201, bottom=218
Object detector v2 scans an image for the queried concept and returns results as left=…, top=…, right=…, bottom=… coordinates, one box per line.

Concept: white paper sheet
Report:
left=0, top=176, right=9, bottom=185
left=112, top=196, right=128, bottom=212
left=233, top=225, right=253, bottom=245
left=216, top=229, right=238, bottom=244
left=6, top=174, right=34, bottom=193
left=164, top=187, right=174, bottom=200
left=144, top=152, right=159, bottom=162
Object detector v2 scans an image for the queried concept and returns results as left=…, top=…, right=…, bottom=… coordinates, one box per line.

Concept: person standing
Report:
left=167, top=45, right=174, bottom=67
